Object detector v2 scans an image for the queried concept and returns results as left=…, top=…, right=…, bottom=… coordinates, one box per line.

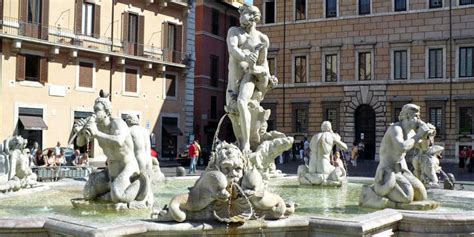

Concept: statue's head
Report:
left=211, top=142, right=245, bottom=184
left=125, top=114, right=140, bottom=127
left=321, top=121, right=332, bottom=132
left=398, top=104, right=421, bottom=129
left=238, top=5, right=261, bottom=27
left=94, top=97, right=112, bottom=121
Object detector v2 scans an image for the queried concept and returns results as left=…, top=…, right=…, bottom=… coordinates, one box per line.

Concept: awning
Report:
left=19, top=116, right=48, bottom=130
left=163, top=124, right=183, bottom=136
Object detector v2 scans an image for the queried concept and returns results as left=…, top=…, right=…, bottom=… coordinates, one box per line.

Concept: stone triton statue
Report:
left=0, top=135, right=37, bottom=192
left=359, top=104, right=439, bottom=210
left=297, top=121, right=348, bottom=186
left=71, top=91, right=153, bottom=210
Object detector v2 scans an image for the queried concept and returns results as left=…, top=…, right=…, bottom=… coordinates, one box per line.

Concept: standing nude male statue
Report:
left=226, top=5, right=271, bottom=153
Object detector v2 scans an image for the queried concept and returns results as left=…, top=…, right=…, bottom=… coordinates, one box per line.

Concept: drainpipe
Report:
left=448, top=0, right=453, bottom=135
left=282, top=0, right=287, bottom=126
left=109, top=0, right=115, bottom=101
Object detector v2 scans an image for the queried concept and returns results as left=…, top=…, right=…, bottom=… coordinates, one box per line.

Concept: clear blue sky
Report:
left=246, top=0, right=253, bottom=5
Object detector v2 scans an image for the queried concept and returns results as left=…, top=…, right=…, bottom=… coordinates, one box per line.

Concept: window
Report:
left=359, top=0, right=371, bottom=15
left=124, top=68, right=138, bottom=93
left=429, top=107, right=443, bottom=135
left=82, top=2, right=94, bottom=36
left=325, top=54, right=337, bottom=82
left=295, top=0, right=306, bottom=21
left=25, top=54, right=40, bottom=82
left=294, top=56, right=307, bottom=83
left=28, top=0, right=42, bottom=24
left=210, top=55, right=219, bottom=87
left=165, top=73, right=177, bottom=97
left=268, top=57, right=276, bottom=76
left=210, top=96, right=217, bottom=119
left=17, top=54, right=47, bottom=83
left=429, top=48, right=443, bottom=78
left=459, top=106, right=473, bottom=134
left=460, top=0, right=474, bottom=5
left=264, top=0, right=275, bottom=24
left=78, top=62, right=93, bottom=88
left=393, top=50, right=407, bottom=80
left=212, top=9, right=219, bottom=35
left=128, top=13, right=138, bottom=43
left=460, top=47, right=474, bottom=77
left=326, top=0, right=337, bottom=18
left=358, top=52, right=372, bottom=80
left=293, top=104, right=308, bottom=133
left=394, top=0, right=407, bottom=11
left=429, top=0, right=442, bottom=8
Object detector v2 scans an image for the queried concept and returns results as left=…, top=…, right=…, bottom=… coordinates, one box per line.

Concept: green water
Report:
left=0, top=178, right=472, bottom=223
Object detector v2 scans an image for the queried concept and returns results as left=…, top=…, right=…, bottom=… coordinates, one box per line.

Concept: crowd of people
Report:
left=28, top=141, right=89, bottom=168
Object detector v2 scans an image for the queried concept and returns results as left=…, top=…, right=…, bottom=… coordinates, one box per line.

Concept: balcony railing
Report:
left=0, top=16, right=186, bottom=65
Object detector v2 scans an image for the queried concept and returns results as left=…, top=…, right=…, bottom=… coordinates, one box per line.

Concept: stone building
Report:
left=194, top=0, right=243, bottom=150
left=0, top=0, right=194, bottom=160
left=253, top=0, right=474, bottom=160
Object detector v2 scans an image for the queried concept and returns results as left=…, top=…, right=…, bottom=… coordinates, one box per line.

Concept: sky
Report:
left=246, top=0, right=253, bottom=5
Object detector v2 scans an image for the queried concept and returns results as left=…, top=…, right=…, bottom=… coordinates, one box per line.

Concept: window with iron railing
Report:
left=326, top=0, right=337, bottom=18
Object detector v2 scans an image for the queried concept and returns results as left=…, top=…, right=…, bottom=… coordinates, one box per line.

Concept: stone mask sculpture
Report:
left=71, top=91, right=154, bottom=210
left=359, top=104, right=439, bottom=210
left=152, top=4, right=295, bottom=223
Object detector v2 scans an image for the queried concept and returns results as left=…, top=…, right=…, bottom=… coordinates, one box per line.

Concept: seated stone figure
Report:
left=71, top=93, right=152, bottom=210
left=0, top=135, right=37, bottom=192
left=152, top=142, right=295, bottom=223
left=298, top=121, right=348, bottom=186
left=359, top=104, right=439, bottom=210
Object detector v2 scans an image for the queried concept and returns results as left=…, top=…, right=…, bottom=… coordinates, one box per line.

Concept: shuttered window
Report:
left=79, top=62, right=93, bottom=88
left=125, top=68, right=137, bottom=93
left=17, top=54, right=47, bottom=83
left=165, top=73, right=177, bottom=97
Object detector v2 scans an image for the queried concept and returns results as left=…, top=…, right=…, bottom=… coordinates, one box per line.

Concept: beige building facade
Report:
left=254, top=0, right=474, bottom=160
left=0, top=0, right=193, bottom=160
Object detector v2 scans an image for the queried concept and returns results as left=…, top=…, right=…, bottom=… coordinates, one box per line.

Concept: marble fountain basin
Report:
left=0, top=176, right=473, bottom=237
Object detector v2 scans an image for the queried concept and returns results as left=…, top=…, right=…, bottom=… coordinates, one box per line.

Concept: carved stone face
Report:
left=219, top=152, right=244, bottom=185
left=93, top=102, right=108, bottom=124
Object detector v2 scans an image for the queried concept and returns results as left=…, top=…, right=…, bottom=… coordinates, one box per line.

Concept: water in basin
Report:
left=0, top=178, right=472, bottom=223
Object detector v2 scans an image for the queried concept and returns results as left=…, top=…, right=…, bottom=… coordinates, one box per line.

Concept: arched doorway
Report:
left=354, top=105, right=376, bottom=160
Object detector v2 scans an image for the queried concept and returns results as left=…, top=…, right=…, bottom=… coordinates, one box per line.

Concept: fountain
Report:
left=1, top=4, right=474, bottom=237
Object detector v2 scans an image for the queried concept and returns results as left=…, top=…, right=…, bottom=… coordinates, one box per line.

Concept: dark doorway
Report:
left=354, top=104, right=376, bottom=160
left=162, top=117, right=181, bottom=160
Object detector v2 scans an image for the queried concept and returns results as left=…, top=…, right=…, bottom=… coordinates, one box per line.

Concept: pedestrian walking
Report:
left=188, top=141, right=198, bottom=174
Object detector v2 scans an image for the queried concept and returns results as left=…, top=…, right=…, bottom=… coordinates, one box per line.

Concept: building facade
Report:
left=0, top=0, right=193, bottom=160
left=254, top=0, right=474, bottom=160
left=194, top=0, right=243, bottom=150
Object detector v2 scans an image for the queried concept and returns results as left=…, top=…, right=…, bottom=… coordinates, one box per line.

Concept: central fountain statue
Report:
left=359, top=104, right=439, bottom=210
left=152, top=4, right=295, bottom=223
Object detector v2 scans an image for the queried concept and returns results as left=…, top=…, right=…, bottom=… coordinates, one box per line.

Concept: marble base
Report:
left=359, top=185, right=439, bottom=210
left=71, top=198, right=152, bottom=211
